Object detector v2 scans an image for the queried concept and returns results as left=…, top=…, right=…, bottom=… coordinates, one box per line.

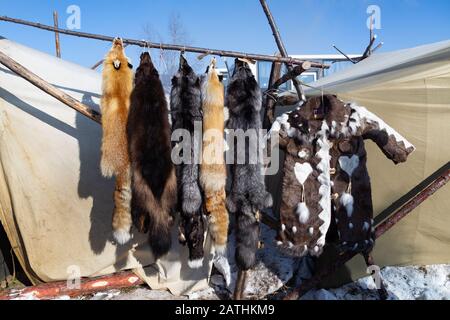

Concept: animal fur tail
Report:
left=235, top=211, right=260, bottom=271
left=200, top=58, right=229, bottom=252
left=100, top=38, right=134, bottom=244
left=204, top=189, right=229, bottom=253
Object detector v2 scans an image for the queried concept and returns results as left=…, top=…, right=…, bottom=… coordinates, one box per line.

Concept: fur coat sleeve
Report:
left=327, top=99, right=415, bottom=254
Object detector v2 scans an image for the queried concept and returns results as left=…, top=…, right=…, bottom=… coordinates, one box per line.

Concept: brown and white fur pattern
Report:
left=100, top=38, right=134, bottom=244
left=271, top=95, right=414, bottom=257
left=200, top=58, right=229, bottom=253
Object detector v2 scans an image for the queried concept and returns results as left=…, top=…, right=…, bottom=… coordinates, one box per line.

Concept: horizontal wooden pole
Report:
left=0, top=15, right=329, bottom=69
left=0, top=50, right=102, bottom=124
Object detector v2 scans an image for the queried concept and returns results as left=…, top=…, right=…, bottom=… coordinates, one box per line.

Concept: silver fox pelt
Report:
left=226, top=59, right=273, bottom=271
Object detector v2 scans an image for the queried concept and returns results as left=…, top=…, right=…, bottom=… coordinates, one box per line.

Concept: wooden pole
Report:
left=262, top=60, right=282, bottom=130
left=0, top=50, right=102, bottom=124
left=272, top=62, right=311, bottom=89
left=259, top=0, right=305, bottom=101
left=53, top=11, right=61, bottom=58
left=0, top=15, right=329, bottom=69
left=233, top=270, right=248, bottom=300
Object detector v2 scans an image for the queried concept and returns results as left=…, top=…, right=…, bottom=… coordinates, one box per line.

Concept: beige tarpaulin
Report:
left=301, top=40, right=450, bottom=285
left=0, top=37, right=214, bottom=295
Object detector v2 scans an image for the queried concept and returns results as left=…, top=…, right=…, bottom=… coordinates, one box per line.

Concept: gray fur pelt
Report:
left=226, top=59, right=273, bottom=270
left=170, top=55, right=205, bottom=265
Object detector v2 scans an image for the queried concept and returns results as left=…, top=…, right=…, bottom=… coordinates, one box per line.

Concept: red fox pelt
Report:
left=100, top=38, right=134, bottom=245
left=200, top=58, right=229, bottom=253
left=127, top=52, right=177, bottom=258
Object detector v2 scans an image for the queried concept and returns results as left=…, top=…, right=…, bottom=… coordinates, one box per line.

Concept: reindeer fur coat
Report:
left=271, top=95, right=414, bottom=257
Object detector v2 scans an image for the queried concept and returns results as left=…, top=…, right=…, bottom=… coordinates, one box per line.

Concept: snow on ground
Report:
left=72, top=224, right=450, bottom=300
left=301, top=264, right=450, bottom=300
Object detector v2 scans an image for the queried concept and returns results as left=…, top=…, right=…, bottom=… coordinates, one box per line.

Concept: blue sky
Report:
left=1, top=0, right=449, bottom=71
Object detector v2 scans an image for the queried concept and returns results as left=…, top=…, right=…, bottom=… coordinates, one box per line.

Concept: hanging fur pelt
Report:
left=226, top=59, right=273, bottom=270
left=200, top=58, right=229, bottom=253
left=127, top=52, right=177, bottom=258
left=170, top=55, right=205, bottom=268
left=100, top=38, right=134, bottom=244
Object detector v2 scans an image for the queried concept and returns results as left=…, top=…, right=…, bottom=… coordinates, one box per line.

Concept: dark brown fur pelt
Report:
left=127, top=52, right=177, bottom=258
left=170, top=55, right=205, bottom=267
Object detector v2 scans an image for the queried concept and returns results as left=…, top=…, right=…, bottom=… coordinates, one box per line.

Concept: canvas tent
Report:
left=298, top=40, right=450, bottom=284
left=0, top=37, right=215, bottom=294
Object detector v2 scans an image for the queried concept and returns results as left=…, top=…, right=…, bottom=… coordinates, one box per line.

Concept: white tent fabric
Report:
left=302, top=40, right=450, bottom=279
left=0, top=37, right=213, bottom=294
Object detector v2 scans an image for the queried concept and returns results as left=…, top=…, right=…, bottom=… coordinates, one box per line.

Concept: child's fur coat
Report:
left=170, top=55, right=205, bottom=267
left=226, top=59, right=273, bottom=270
left=127, top=52, right=177, bottom=258
left=271, top=95, right=414, bottom=257
left=100, top=38, right=134, bottom=244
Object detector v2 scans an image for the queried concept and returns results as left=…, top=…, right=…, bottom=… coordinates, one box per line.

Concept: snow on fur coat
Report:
left=225, top=59, right=273, bottom=271
left=170, top=55, right=206, bottom=268
left=270, top=95, right=414, bottom=257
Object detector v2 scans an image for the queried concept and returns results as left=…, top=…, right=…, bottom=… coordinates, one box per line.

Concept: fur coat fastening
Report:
left=170, top=55, right=206, bottom=268
left=100, top=38, right=134, bottom=244
left=200, top=58, right=229, bottom=253
left=226, top=59, right=273, bottom=270
left=270, top=95, right=414, bottom=257
left=127, top=52, right=177, bottom=258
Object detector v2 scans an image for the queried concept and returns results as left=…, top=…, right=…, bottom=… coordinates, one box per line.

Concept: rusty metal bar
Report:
left=284, top=167, right=450, bottom=300
left=0, top=271, right=143, bottom=300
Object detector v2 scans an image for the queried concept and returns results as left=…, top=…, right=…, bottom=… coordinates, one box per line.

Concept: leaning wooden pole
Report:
left=284, top=167, right=450, bottom=300
left=259, top=0, right=305, bottom=101
left=0, top=15, right=329, bottom=68
left=0, top=50, right=102, bottom=123
left=53, top=11, right=61, bottom=58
